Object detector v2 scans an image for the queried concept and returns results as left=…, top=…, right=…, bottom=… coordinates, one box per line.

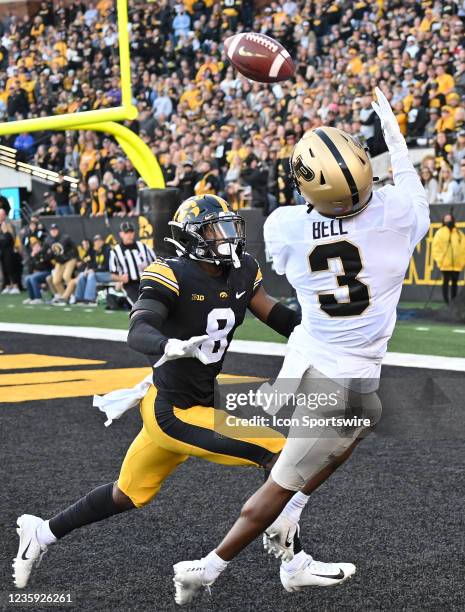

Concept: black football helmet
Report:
left=166, top=195, right=246, bottom=268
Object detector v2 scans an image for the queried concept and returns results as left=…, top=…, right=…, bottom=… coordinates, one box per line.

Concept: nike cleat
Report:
left=173, top=559, right=212, bottom=606
left=13, top=514, right=48, bottom=588
left=263, top=515, right=299, bottom=562
left=280, top=554, right=356, bottom=592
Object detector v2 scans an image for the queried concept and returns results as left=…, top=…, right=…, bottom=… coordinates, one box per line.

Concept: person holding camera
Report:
left=23, top=239, right=53, bottom=304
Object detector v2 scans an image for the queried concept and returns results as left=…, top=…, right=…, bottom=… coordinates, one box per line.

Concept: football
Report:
left=224, top=32, right=295, bottom=83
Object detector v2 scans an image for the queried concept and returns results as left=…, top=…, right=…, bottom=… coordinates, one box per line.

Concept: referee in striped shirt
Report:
left=109, top=221, right=155, bottom=304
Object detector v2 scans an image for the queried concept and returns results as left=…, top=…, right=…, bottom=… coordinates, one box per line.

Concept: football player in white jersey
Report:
left=172, top=88, right=430, bottom=605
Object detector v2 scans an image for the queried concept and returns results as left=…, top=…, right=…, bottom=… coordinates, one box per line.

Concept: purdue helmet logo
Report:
left=293, top=154, right=315, bottom=182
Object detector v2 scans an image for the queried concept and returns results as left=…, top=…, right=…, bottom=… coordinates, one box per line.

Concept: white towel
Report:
left=93, top=373, right=153, bottom=427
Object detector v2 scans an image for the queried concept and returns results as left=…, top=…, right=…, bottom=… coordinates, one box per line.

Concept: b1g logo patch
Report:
left=192, top=293, right=205, bottom=301
left=293, top=154, right=315, bottom=182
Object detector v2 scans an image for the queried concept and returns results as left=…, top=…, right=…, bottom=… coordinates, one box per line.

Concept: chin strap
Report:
left=231, top=246, right=241, bottom=268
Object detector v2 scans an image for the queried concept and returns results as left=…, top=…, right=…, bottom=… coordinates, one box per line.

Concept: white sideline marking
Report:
left=453, top=329, right=465, bottom=333
left=414, top=327, right=429, bottom=331
left=0, top=322, right=464, bottom=372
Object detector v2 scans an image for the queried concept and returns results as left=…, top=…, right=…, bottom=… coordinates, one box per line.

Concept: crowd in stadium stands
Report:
left=2, top=0, right=465, bottom=215
left=2, top=1, right=465, bottom=301
left=0, top=195, right=156, bottom=305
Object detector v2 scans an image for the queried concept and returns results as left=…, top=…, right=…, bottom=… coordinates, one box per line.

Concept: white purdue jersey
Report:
left=264, top=150, right=430, bottom=383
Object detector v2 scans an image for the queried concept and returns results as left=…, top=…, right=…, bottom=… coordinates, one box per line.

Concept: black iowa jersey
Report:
left=139, top=254, right=262, bottom=407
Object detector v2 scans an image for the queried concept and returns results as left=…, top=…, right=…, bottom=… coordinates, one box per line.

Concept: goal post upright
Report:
left=0, top=0, right=165, bottom=188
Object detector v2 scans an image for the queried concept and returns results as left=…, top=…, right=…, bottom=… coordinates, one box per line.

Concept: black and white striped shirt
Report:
left=109, top=241, right=156, bottom=282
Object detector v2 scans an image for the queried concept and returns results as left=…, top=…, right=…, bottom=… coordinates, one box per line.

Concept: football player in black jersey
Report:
left=13, top=195, right=304, bottom=589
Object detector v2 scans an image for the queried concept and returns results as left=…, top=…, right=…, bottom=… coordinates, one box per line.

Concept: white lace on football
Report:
left=245, top=33, right=279, bottom=54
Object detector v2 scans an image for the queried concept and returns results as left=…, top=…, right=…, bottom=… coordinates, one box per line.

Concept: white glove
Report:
left=154, top=334, right=210, bottom=368
left=371, top=87, right=408, bottom=154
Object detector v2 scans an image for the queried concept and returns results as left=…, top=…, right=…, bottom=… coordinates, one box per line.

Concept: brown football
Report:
left=224, top=32, right=295, bottom=83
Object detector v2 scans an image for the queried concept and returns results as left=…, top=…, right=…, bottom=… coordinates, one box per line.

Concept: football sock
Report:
left=49, top=483, right=131, bottom=539
left=203, top=550, right=229, bottom=584
left=36, top=520, right=57, bottom=546
left=293, top=530, right=303, bottom=554
left=281, top=491, right=309, bottom=524
left=281, top=550, right=308, bottom=574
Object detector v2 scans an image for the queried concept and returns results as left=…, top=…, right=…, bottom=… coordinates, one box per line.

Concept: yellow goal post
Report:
left=0, top=0, right=165, bottom=188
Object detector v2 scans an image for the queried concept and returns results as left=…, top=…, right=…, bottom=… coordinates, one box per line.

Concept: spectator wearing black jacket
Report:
left=7, top=82, right=29, bottom=119
left=46, top=223, right=78, bottom=301
left=167, top=160, right=198, bottom=200
left=23, top=239, right=53, bottom=304
left=0, top=207, right=21, bottom=294
left=407, top=94, right=429, bottom=145
left=74, top=234, right=112, bottom=305
left=241, top=154, right=270, bottom=212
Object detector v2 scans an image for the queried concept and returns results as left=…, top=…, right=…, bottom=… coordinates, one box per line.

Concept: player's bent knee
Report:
left=112, top=483, right=137, bottom=510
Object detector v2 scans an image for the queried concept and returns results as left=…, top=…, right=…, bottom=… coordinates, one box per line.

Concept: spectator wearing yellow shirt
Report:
left=435, top=106, right=455, bottom=134
left=419, top=7, right=436, bottom=32
left=347, top=48, right=363, bottom=76
left=87, top=176, right=107, bottom=217
left=179, top=83, right=201, bottom=111
left=97, top=0, right=113, bottom=16
left=194, top=161, right=219, bottom=196
left=195, top=56, right=222, bottom=82
left=79, top=143, right=98, bottom=179
left=432, top=213, right=465, bottom=304
left=435, top=64, right=455, bottom=96
left=30, top=16, right=44, bottom=38
left=394, top=101, right=407, bottom=135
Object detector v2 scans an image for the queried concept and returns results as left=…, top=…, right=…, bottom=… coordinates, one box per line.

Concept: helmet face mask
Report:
left=167, top=196, right=246, bottom=268
left=290, top=127, right=374, bottom=219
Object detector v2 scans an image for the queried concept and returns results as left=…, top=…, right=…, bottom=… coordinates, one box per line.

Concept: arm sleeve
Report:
left=266, top=302, right=301, bottom=338
left=385, top=149, right=430, bottom=249
left=128, top=260, right=179, bottom=357
left=127, top=309, right=169, bottom=358
left=263, top=210, right=287, bottom=275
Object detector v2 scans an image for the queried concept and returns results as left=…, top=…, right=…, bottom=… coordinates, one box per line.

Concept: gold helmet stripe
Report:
left=314, top=128, right=360, bottom=207
left=211, top=194, right=229, bottom=212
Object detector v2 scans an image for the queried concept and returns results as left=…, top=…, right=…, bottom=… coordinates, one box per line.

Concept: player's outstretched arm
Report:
left=248, top=285, right=301, bottom=338
left=128, top=309, right=209, bottom=367
left=371, top=87, right=428, bottom=213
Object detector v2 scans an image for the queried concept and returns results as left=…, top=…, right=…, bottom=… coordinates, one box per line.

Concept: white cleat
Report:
left=280, top=554, right=356, bottom=592
left=263, top=515, right=298, bottom=562
left=173, top=559, right=212, bottom=606
left=13, top=514, right=48, bottom=588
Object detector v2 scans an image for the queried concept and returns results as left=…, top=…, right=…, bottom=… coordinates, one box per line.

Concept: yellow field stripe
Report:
left=1, top=370, right=263, bottom=403
left=0, top=354, right=105, bottom=371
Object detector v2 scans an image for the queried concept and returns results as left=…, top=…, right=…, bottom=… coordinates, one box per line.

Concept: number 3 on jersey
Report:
left=309, top=240, right=370, bottom=317
left=201, top=308, right=235, bottom=363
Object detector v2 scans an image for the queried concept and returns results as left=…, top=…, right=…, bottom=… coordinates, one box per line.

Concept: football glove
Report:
left=154, top=335, right=210, bottom=368
left=371, top=87, right=408, bottom=155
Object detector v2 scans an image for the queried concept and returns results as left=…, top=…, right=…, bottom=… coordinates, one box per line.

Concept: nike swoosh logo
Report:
left=236, top=291, right=246, bottom=299
left=21, top=541, right=31, bottom=561
left=312, top=569, right=345, bottom=580
left=238, top=46, right=268, bottom=58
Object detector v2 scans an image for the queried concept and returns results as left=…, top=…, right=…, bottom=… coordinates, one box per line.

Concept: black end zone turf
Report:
left=1, top=333, right=464, bottom=611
